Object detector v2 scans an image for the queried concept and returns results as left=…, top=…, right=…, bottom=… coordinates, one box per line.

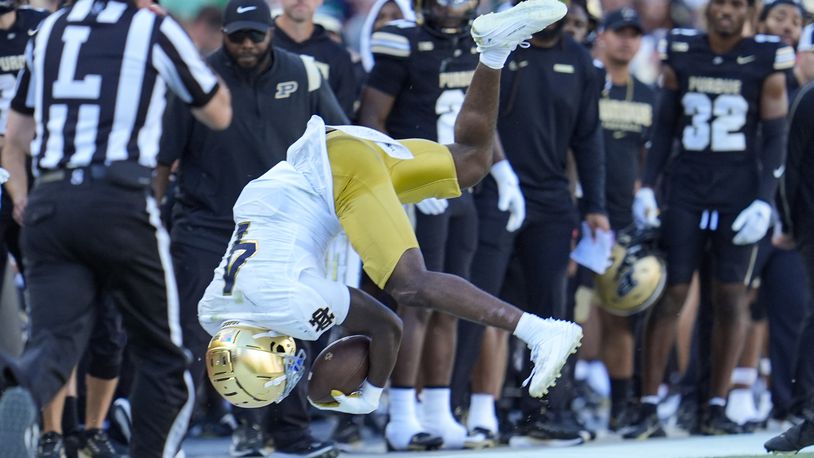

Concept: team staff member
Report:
left=0, top=0, right=232, bottom=457
left=155, top=0, right=347, bottom=456
left=359, top=0, right=523, bottom=449
left=625, top=0, right=792, bottom=438
left=272, top=0, right=357, bottom=118
left=765, top=77, right=814, bottom=455
left=452, top=0, right=608, bottom=444
left=593, top=7, right=655, bottom=432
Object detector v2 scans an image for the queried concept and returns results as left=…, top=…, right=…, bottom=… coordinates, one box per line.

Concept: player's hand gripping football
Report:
left=491, top=160, right=526, bottom=232
left=633, top=187, right=660, bottom=229
left=308, top=381, right=383, bottom=415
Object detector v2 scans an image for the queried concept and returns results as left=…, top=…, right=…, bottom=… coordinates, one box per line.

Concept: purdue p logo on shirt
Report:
left=275, top=81, right=299, bottom=99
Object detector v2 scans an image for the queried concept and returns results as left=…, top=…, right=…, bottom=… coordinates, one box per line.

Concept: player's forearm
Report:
left=191, top=81, right=232, bottom=131
left=342, top=288, right=402, bottom=388
left=454, top=64, right=500, bottom=155
left=357, top=86, right=394, bottom=133
left=152, top=163, right=172, bottom=203
left=1, top=111, right=34, bottom=204
left=452, top=64, right=502, bottom=188
left=573, top=132, right=606, bottom=214
left=491, top=132, right=506, bottom=164
left=757, top=116, right=787, bottom=203
left=1, top=141, right=26, bottom=204
left=642, top=88, right=680, bottom=187
left=365, top=320, right=401, bottom=388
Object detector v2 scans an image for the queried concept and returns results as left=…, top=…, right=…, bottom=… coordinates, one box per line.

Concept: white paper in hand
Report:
left=570, top=222, right=614, bottom=275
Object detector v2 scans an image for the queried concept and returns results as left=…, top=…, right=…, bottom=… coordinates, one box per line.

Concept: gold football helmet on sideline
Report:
left=595, top=228, right=666, bottom=316
left=206, top=321, right=306, bottom=408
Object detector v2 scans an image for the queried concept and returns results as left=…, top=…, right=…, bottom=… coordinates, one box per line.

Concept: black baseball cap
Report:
left=223, top=0, right=272, bottom=34
left=601, top=7, right=643, bottom=34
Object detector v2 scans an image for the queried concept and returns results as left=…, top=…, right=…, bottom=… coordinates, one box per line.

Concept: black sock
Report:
left=610, top=378, right=631, bottom=415
left=62, top=396, right=79, bottom=435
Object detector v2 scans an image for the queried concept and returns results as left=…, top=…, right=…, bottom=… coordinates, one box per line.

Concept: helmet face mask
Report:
left=206, top=322, right=306, bottom=408
left=417, top=0, right=479, bottom=35
left=594, top=228, right=667, bottom=316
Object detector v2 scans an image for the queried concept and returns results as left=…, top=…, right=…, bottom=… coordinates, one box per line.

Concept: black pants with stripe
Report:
left=15, top=179, right=192, bottom=458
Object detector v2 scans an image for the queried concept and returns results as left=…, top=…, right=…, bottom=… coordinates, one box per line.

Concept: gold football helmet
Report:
left=595, top=228, right=666, bottom=316
left=206, top=321, right=306, bottom=408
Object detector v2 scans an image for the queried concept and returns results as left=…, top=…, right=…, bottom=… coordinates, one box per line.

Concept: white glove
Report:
left=633, top=188, right=660, bottom=229
left=732, top=200, right=772, bottom=245
left=490, top=160, right=526, bottom=232
left=415, top=197, right=448, bottom=215
left=0, top=167, right=9, bottom=184
left=308, top=380, right=383, bottom=415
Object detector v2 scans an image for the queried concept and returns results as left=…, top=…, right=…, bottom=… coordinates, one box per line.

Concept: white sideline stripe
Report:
left=182, top=430, right=805, bottom=457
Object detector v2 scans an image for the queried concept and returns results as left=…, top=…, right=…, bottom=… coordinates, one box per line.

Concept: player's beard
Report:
left=232, top=46, right=272, bottom=75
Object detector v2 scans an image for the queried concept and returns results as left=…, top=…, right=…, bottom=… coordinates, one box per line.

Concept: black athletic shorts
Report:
left=661, top=206, right=759, bottom=286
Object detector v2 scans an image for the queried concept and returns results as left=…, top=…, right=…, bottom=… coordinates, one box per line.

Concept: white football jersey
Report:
left=198, top=161, right=350, bottom=341
left=198, top=116, right=408, bottom=339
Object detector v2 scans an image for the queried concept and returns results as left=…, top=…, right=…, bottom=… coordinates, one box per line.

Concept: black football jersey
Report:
left=660, top=29, right=794, bottom=211
left=366, top=20, right=479, bottom=142
left=496, top=35, right=605, bottom=216
left=0, top=7, right=49, bottom=135
left=600, top=76, right=655, bottom=230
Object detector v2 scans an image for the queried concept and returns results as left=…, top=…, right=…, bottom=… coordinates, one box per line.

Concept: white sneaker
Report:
left=727, top=388, right=759, bottom=425
left=524, top=319, right=583, bottom=398
left=423, top=418, right=467, bottom=449
left=471, top=0, right=568, bottom=51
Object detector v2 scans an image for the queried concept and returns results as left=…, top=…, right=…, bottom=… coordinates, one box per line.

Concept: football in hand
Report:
left=307, top=335, right=371, bottom=404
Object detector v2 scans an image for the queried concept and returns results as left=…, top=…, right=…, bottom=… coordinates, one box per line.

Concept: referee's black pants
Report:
left=451, top=179, right=578, bottom=415
left=16, top=179, right=192, bottom=458
left=171, top=229, right=313, bottom=446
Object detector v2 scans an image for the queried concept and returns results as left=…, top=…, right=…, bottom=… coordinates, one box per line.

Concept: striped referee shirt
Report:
left=11, top=0, right=220, bottom=172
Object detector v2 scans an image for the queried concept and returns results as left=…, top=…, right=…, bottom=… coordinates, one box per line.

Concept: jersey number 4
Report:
left=223, top=222, right=258, bottom=296
left=682, top=92, right=747, bottom=152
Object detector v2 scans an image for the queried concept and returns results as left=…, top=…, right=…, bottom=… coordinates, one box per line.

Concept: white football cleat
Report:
left=523, top=319, right=583, bottom=398
left=471, top=0, right=568, bottom=52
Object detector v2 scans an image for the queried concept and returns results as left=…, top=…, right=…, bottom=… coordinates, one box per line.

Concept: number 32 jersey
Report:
left=661, top=29, right=794, bottom=211
left=366, top=20, right=478, bottom=142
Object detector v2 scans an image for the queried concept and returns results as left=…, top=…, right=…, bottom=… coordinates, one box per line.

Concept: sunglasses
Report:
left=227, top=30, right=268, bottom=44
